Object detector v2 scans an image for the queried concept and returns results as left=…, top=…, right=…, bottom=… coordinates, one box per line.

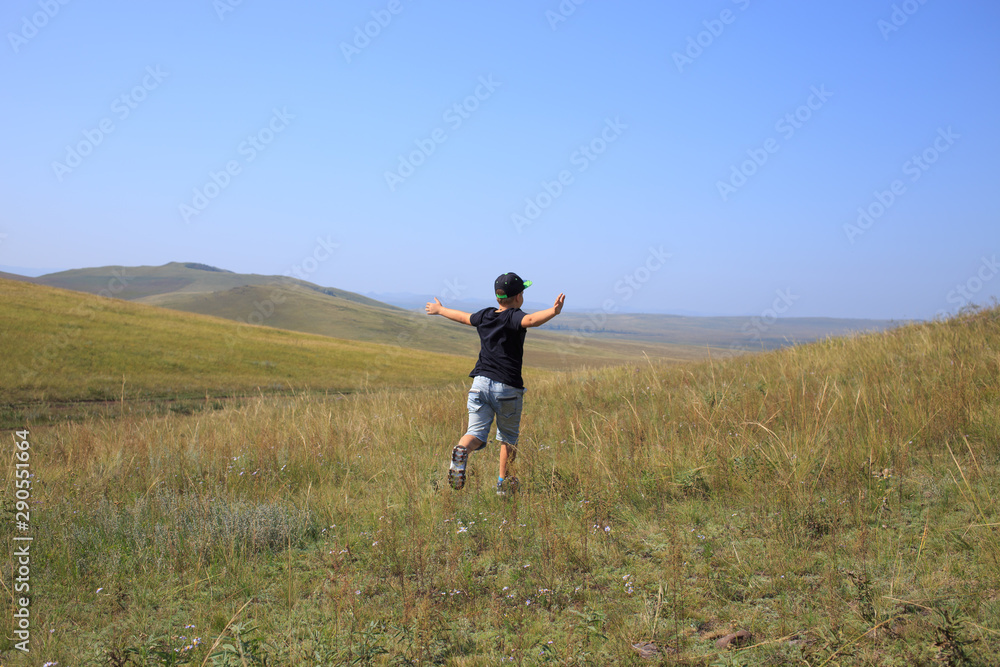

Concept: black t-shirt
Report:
left=469, top=307, right=527, bottom=388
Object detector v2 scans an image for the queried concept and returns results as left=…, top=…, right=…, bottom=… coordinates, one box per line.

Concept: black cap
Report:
left=495, top=273, right=532, bottom=299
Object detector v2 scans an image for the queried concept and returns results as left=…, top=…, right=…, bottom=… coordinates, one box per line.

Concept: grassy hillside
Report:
left=34, top=261, right=391, bottom=308
left=3, top=306, right=997, bottom=664
left=137, top=282, right=477, bottom=351
left=143, top=283, right=712, bottom=368
left=31, top=264, right=714, bottom=369
left=0, top=270, right=35, bottom=283
left=0, top=278, right=474, bottom=406
left=0, top=278, right=701, bottom=425
left=28, top=262, right=899, bottom=363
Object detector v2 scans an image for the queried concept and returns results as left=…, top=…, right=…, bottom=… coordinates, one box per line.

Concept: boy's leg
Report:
left=497, top=443, right=520, bottom=495
left=451, top=378, right=492, bottom=490
left=498, top=442, right=516, bottom=479
left=449, top=435, right=484, bottom=490
left=498, top=444, right=508, bottom=479
left=494, top=386, right=524, bottom=494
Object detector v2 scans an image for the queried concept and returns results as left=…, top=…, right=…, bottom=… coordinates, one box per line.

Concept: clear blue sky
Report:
left=3, top=0, right=998, bottom=319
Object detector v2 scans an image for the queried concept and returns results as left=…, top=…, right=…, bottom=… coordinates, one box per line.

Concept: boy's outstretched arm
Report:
left=521, top=293, right=566, bottom=328
left=425, top=297, right=473, bottom=325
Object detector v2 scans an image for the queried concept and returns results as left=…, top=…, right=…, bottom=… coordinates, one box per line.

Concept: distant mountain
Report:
left=36, top=262, right=390, bottom=309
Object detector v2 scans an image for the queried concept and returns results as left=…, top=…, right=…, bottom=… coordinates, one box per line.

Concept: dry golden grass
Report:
left=2, top=307, right=998, bottom=664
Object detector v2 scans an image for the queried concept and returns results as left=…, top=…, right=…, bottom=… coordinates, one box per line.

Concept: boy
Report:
left=425, top=273, right=565, bottom=494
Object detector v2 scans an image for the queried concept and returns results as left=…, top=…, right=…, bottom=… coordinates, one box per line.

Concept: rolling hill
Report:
left=24, top=263, right=718, bottom=368
left=33, top=261, right=390, bottom=308
left=0, top=277, right=474, bottom=406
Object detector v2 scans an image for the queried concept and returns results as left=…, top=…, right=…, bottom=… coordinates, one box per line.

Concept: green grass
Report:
left=2, top=305, right=998, bottom=664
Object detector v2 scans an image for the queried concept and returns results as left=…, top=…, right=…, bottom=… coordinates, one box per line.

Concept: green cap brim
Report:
left=496, top=279, right=531, bottom=299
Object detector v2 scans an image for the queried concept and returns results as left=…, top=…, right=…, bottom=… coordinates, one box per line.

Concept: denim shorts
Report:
left=464, top=376, right=525, bottom=446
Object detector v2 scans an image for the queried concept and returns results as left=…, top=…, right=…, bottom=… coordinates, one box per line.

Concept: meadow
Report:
left=2, top=304, right=999, bottom=665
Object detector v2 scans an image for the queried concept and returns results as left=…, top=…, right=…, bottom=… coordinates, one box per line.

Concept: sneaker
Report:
left=449, top=446, right=468, bottom=490
left=496, top=477, right=519, bottom=496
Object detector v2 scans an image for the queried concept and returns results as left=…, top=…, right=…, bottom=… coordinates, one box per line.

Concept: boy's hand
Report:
left=426, top=298, right=473, bottom=325
left=425, top=297, right=443, bottom=316
left=522, top=292, right=566, bottom=328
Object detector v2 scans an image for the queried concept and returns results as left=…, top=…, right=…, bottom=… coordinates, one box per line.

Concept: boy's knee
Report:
left=464, top=436, right=486, bottom=452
